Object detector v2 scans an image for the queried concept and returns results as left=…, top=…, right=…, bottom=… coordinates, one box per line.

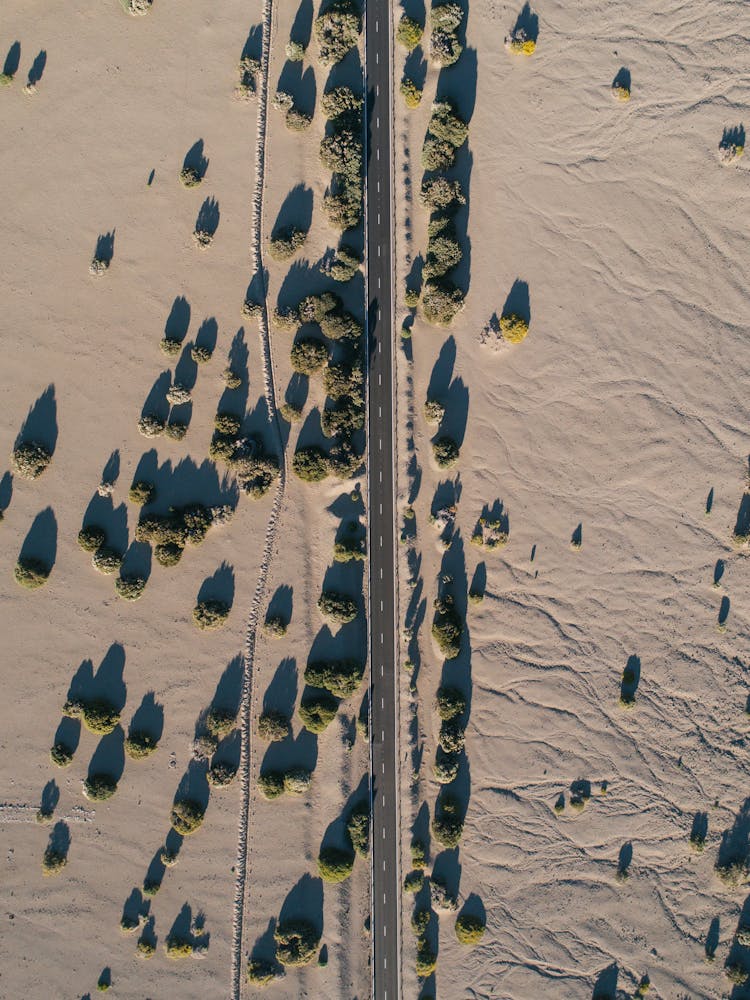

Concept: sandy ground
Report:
left=394, top=1, right=750, bottom=998
left=0, top=1, right=278, bottom=997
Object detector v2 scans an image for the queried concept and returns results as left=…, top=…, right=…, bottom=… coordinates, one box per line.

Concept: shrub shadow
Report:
left=183, top=139, right=209, bottom=180
left=279, top=872, right=324, bottom=935
left=612, top=66, right=630, bottom=92
left=592, top=963, right=619, bottom=999
left=129, top=692, right=164, bottom=742
left=87, top=726, right=125, bottom=784
left=273, top=183, right=314, bottom=236
left=502, top=278, right=531, bottom=324
left=3, top=41, right=21, bottom=78
left=718, top=797, right=750, bottom=870
left=197, top=562, right=235, bottom=607
left=28, top=50, right=47, bottom=87
left=16, top=385, right=58, bottom=456
left=263, top=658, right=298, bottom=716
left=195, top=198, right=220, bottom=237
left=93, top=231, right=115, bottom=265
left=512, top=2, right=539, bottom=43
left=291, top=0, right=314, bottom=48
left=82, top=493, right=129, bottom=556
left=165, top=296, right=191, bottom=342
left=19, top=506, right=57, bottom=569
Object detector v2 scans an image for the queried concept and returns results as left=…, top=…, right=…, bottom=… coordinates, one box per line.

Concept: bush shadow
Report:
left=183, top=139, right=209, bottom=180
left=502, top=278, right=531, bottom=324
left=273, top=183, right=314, bottom=237
left=263, top=658, right=298, bottom=717
left=16, top=384, right=58, bottom=456
left=279, top=872, right=324, bottom=935
left=19, top=506, right=57, bottom=569
left=3, top=41, right=21, bottom=78
left=195, top=198, right=220, bottom=237
left=87, top=726, right=125, bottom=784
left=197, top=562, right=235, bottom=607
left=165, top=296, right=191, bottom=342
left=129, top=692, right=165, bottom=743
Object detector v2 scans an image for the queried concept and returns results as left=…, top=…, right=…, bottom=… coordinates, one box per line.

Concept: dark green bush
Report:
left=347, top=801, right=370, bottom=857
left=293, top=446, right=330, bottom=482
left=78, top=525, right=106, bottom=551
left=205, top=706, right=237, bottom=738
left=42, top=847, right=67, bottom=876
left=433, top=751, right=460, bottom=784
left=404, top=869, right=424, bottom=893
left=258, top=771, right=285, bottom=799
left=269, top=227, right=308, bottom=261
left=321, top=397, right=365, bottom=438
left=12, top=441, right=51, bottom=479
left=215, top=412, right=241, bottom=436
left=396, top=14, right=423, bottom=49
left=83, top=773, right=118, bottom=801
left=432, top=596, right=463, bottom=658
left=115, top=575, right=146, bottom=601
left=63, top=697, right=120, bottom=735
left=429, top=3, right=463, bottom=67
left=258, top=709, right=291, bottom=742
left=314, top=0, right=361, bottom=66
left=299, top=691, right=339, bottom=733
left=154, top=542, right=183, bottom=567
left=324, top=244, right=362, bottom=281
left=321, top=86, right=363, bottom=120
left=432, top=794, right=464, bottom=848
left=14, top=557, right=50, bottom=589
left=318, top=845, right=355, bottom=883
left=50, top=743, right=74, bottom=767
left=416, top=940, right=438, bottom=977
left=438, top=717, right=465, bottom=753
left=247, top=958, right=279, bottom=984
left=92, top=547, right=123, bottom=575
left=128, top=481, right=155, bottom=505
left=317, top=590, right=358, bottom=623
left=193, top=600, right=230, bottom=630
left=323, top=361, right=364, bottom=399
left=432, top=436, right=460, bottom=468
left=455, top=912, right=485, bottom=945
left=208, top=761, right=238, bottom=787
left=333, top=537, right=366, bottom=562
left=274, top=918, right=320, bottom=966
left=283, top=767, right=312, bottom=794
left=291, top=337, right=329, bottom=375
left=420, top=177, right=466, bottom=210
left=170, top=798, right=205, bottom=835
left=420, top=279, right=465, bottom=325
left=304, top=659, right=364, bottom=698
left=435, top=685, right=466, bottom=719
left=125, top=731, right=158, bottom=760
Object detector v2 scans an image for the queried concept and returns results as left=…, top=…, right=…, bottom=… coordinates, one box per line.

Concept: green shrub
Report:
left=286, top=39, right=306, bottom=61
left=170, top=798, right=205, bottom=835
left=138, top=415, right=165, bottom=438
left=191, top=345, right=213, bottom=364
left=214, top=412, right=241, bottom=436
left=165, top=936, right=193, bottom=959
left=165, top=420, right=188, bottom=440
left=347, top=802, right=370, bottom=856
left=416, top=940, right=437, bottom=977
left=92, top=547, right=122, bottom=575
left=323, top=186, right=362, bottom=231
left=83, top=773, right=118, bottom=800
left=421, top=136, right=456, bottom=171
left=436, top=685, right=466, bottom=719
left=128, top=481, right=154, bottom=505
left=323, top=244, right=362, bottom=281
left=115, top=575, right=146, bottom=601
left=154, top=542, right=183, bottom=567
left=321, top=85, right=363, bottom=120
left=412, top=907, right=430, bottom=934
left=429, top=3, right=463, bottom=67
left=283, top=767, right=313, bottom=794
left=314, top=0, right=361, bottom=66
left=318, top=845, right=355, bottom=883
left=304, top=659, right=364, bottom=698
left=405, top=286, right=420, bottom=308
left=222, top=367, right=243, bottom=389
left=42, top=847, right=67, bottom=876
left=420, top=177, right=466, bottom=210
left=506, top=30, right=536, bottom=55
left=396, top=15, right=423, bottom=49
left=125, top=731, right=158, bottom=760
left=317, top=590, right=358, bottom=623
left=431, top=875, right=458, bottom=910
left=286, top=108, right=313, bottom=131
left=50, top=743, right=74, bottom=767
left=291, top=337, right=328, bottom=374
left=324, top=362, right=364, bottom=400
left=429, top=100, right=469, bottom=147
left=258, top=709, right=291, bottom=742
left=274, top=918, right=320, bottom=966
left=404, top=869, right=424, bottom=893
left=432, top=795, right=464, bottom=848
left=193, top=600, right=230, bottom=630
left=247, top=958, right=279, bottom=984
left=258, top=771, right=285, bottom=799
left=432, top=597, right=463, bottom=658
left=160, top=336, right=182, bottom=356
left=321, top=397, right=365, bottom=437
left=320, top=129, right=363, bottom=182
left=411, top=839, right=427, bottom=869
left=208, top=761, right=238, bottom=787
left=438, top=717, right=465, bottom=753
left=143, top=878, right=160, bottom=897
left=499, top=313, right=529, bottom=344
left=280, top=403, right=303, bottom=423
left=424, top=219, right=462, bottom=280
left=14, top=557, right=50, bottom=589
left=455, top=913, right=485, bottom=945
left=242, top=298, right=263, bottom=320
left=299, top=691, right=339, bottom=733
left=180, top=166, right=201, bottom=187
left=333, top=537, right=366, bottom=562
left=81, top=699, right=120, bottom=734
left=433, top=752, right=459, bottom=784
left=137, top=938, right=156, bottom=958
left=166, top=383, right=191, bottom=406
left=205, top=706, right=237, bottom=738
left=13, top=441, right=52, bottom=479
left=433, top=436, right=459, bottom=468
left=400, top=78, right=422, bottom=108
left=293, top=446, right=330, bottom=482
left=421, top=279, right=465, bottom=325
left=264, top=615, right=288, bottom=637
left=160, top=846, right=179, bottom=867
left=269, top=227, right=308, bottom=261
left=78, top=525, right=106, bottom=551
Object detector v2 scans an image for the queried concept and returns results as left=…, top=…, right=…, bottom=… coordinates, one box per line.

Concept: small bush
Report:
left=170, top=798, right=205, bottom=835
left=12, top=441, right=52, bottom=480
left=264, top=615, right=288, bottom=637
left=431, top=876, right=458, bottom=910
left=286, top=39, right=306, bottom=61
left=258, top=771, right=285, bottom=799
left=115, top=575, right=146, bottom=601
left=321, top=86, right=363, bottom=120
left=160, top=337, right=182, bottom=356
left=137, top=938, right=156, bottom=958
left=455, top=913, right=485, bottom=945
left=78, top=525, right=106, bottom=551
left=396, top=14, right=423, bottom=49
left=435, top=685, right=466, bottom=719
left=430, top=2, right=463, bottom=66
left=400, top=78, right=422, bottom=108
left=411, top=839, right=427, bottom=869
left=74, top=698, right=120, bottom=735
left=421, top=279, right=464, bottom=325
left=323, top=244, right=362, bottom=282
left=432, top=794, right=464, bottom=848
left=506, top=29, right=536, bottom=55
left=318, top=845, right=355, bottom=883
left=314, top=0, right=361, bottom=66
left=258, top=709, right=291, bottom=742
left=499, top=312, right=529, bottom=344
left=83, top=773, right=118, bottom=801
left=214, top=412, right=241, bottom=436
left=291, top=337, right=328, bottom=375
left=404, top=869, right=424, bottom=893
left=180, top=166, right=202, bottom=187
left=50, top=743, right=74, bottom=767
left=160, top=846, right=179, bottom=867
left=347, top=802, right=370, bottom=857
left=154, top=542, right=183, bottom=567
left=304, top=659, right=364, bottom=698
left=420, top=177, right=465, bottom=210
left=334, top=537, right=366, bottom=563
left=165, top=421, right=188, bottom=441
left=92, top=547, right=122, bottom=575
left=193, top=600, right=230, bottom=630
left=42, top=847, right=67, bottom=876
left=125, top=731, right=158, bottom=760
left=274, top=918, right=320, bottom=966
left=283, top=767, right=312, bottom=794
left=191, top=345, right=213, bottom=364
left=269, top=227, right=308, bottom=261
left=433, top=752, right=460, bottom=784
left=128, top=481, right=154, bottom=505
left=416, top=941, right=438, bottom=977
left=138, top=414, right=165, bottom=438
left=166, top=383, right=191, bottom=406
left=432, top=596, right=463, bottom=658
left=222, top=367, right=243, bottom=389
left=143, top=878, right=160, bottom=897
left=14, top=557, right=50, bottom=589
left=438, top=717, right=465, bottom=753
left=242, top=298, right=263, bottom=320
left=432, top=436, right=459, bottom=468
left=318, top=590, right=358, bottom=623
left=612, top=83, right=630, bottom=102
left=299, top=691, right=339, bottom=733
left=165, top=936, right=193, bottom=959
left=208, top=761, right=238, bottom=787
left=247, top=958, right=279, bottom=984
left=205, top=706, right=237, bottom=739
left=293, top=446, right=330, bottom=482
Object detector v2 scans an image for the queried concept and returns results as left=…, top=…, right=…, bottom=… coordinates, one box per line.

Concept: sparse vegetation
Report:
left=432, top=794, right=464, bottom=848
left=432, top=436, right=460, bottom=468
left=291, top=337, right=329, bottom=375
left=191, top=345, right=213, bottom=364
left=138, top=414, right=165, bottom=438
left=299, top=691, right=339, bottom=733
left=438, top=717, right=465, bottom=754
left=404, top=869, right=424, bottom=893
left=50, top=743, right=74, bottom=767
left=400, top=78, right=422, bottom=108
left=92, top=547, right=123, bottom=575
left=165, top=936, right=194, bottom=959
left=160, top=337, right=182, bottom=356
left=247, top=958, right=279, bottom=985
left=420, top=177, right=466, bottom=210
left=128, top=481, right=155, bottom=505
left=42, top=846, right=68, bottom=876
left=293, top=445, right=330, bottom=482
left=499, top=312, right=529, bottom=344
left=170, top=798, right=205, bottom=836
left=115, top=574, right=146, bottom=601
left=431, top=875, right=458, bottom=910
left=125, top=731, right=158, bottom=760
left=12, top=441, right=52, bottom=480
left=180, top=166, right=202, bottom=188
left=258, top=709, right=291, bottom=742
left=269, top=227, right=308, bottom=261
left=416, top=940, right=438, bottom=977
left=420, top=280, right=465, bottom=325
left=429, top=2, right=464, bottom=67
left=347, top=801, right=370, bottom=857
left=433, top=752, right=460, bottom=784
left=318, top=845, right=355, bottom=883
left=284, top=767, right=312, bottom=794
left=333, top=536, right=366, bottom=562
left=258, top=770, right=285, bottom=800
left=78, top=525, right=106, bottom=551
left=322, top=244, right=362, bottom=282
left=205, top=706, right=237, bottom=738
left=396, top=14, right=423, bottom=50
left=193, top=600, right=230, bottom=630
left=435, top=685, right=466, bottom=719
left=222, top=367, right=243, bottom=389
left=208, top=761, right=238, bottom=787
left=455, top=913, right=485, bottom=945
left=314, top=0, right=361, bottom=66
left=506, top=27, right=536, bottom=55
left=83, top=773, right=118, bottom=801
left=317, top=590, right=358, bottom=623
left=305, top=659, right=364, bottom=697
left=14, top=557, right=50, bottom=589
left=286, top=40, right=306, bottom=61
left=612, top=83, right=630, bottom=102
left=274, top=918, right=320, bottom=966
left=432, top=595, right=463, bottom=658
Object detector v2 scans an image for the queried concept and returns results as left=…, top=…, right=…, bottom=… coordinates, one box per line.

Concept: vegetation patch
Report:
left=14, top=557, right=50, bottom=589
left=170, top=798, right=205, bottom=836
left=317, top=590, right=358, bottom=623
left=304, top=659, right=364, bottom=698
left=258, top=709, right=291, bottom=742
left=299, top=691, right=339, bottom=733
left=83, top=773, right=118, bottom=801
left=274, top=919, right=320, bottom=966
left=318, top=845, right=355, bottom=883
left=12, top=441, right=52, bottom=479
left=193, top=600, right=230, bottom=630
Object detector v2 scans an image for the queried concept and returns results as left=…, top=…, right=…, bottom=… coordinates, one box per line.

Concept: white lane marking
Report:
left=378, top=373, right=382, bottom=386
left=377, top=148, right=380, bottom=161
left=376, top=84, right=380, bottom=95
left=379, top=470, right=382, bottom=483
left=384, top=956, right=387, bottom=965
left=377, top=180, right=380, bottom=193
left=379, top=568, right=383, bottom=579
left=379, top=503, right=382, bottom=514
left=378, top=405, right=382, bottom=417
left=375, top=19, right=379, bottom=31
left=383, top=859, right=386, bottom=869
left=383, top=893, right=386, bottom=903
left=382, top=827, right=385, bottom=838
left=378, top=245, right=381, bottom=257
left=376, top=52, right=379, bottom=65
left=380, top=633, right=383, bottom=644
left=382, top=762, right=384, bottom=773
left=381, top=697, right=384, bottom=708
left=377, top=213, right=381, bottom=225
left=378, top=438, right=382, bottom=450
left=381, top=663, right=384, bottom=675
left=382, top=794, right=385, bottom=806
left=380, top=536, right=383, bottom=547
left=381, top=730, right=384, bottom=740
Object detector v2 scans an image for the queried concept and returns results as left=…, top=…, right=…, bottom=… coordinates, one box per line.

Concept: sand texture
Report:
left=394, top=0, right=750, bottom=997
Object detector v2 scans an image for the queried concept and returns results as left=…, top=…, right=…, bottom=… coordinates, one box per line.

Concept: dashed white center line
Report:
left=379, top=567, right=383, bottom=579
left=378, top=405, right=381, bottom=417
left=379, top=503, right=382, bottom=514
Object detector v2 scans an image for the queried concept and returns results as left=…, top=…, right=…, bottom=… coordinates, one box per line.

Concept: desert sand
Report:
left=394, top=0, right=750, bottom=998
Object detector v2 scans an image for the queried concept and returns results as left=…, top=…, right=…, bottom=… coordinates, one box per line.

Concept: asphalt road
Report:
left=365, top=2, right=399, bottom=999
